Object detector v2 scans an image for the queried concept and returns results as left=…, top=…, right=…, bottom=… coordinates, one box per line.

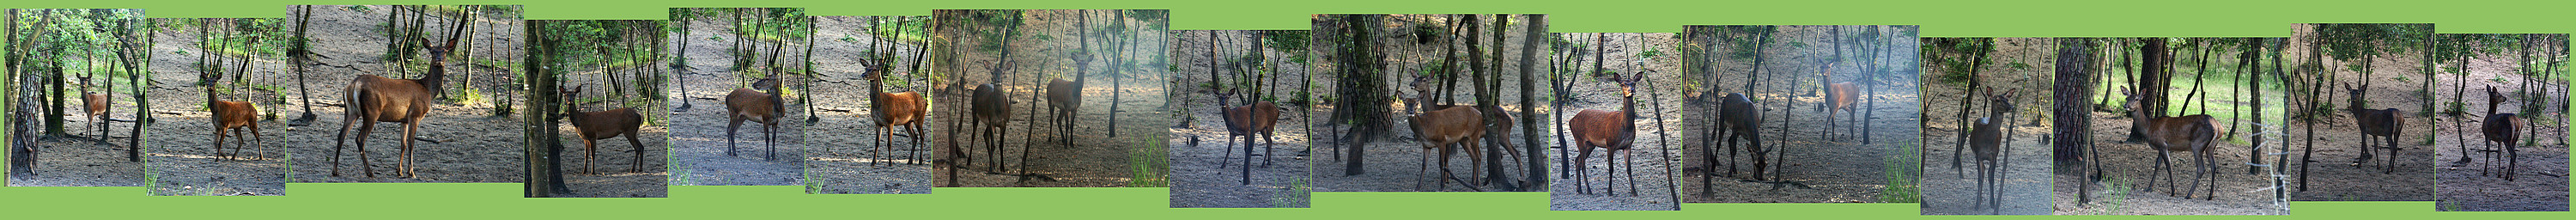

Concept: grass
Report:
left=1127, top=138, right=1170, bottom=187
left=1879, top=142, right=1923, bottom=203
left=1271, top=177, right=1314, bottom=208
left=2097, top=176, right=2133, bottom=215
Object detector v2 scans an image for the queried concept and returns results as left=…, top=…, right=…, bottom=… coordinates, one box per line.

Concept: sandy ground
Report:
left=140, top=20, right=286, bottom=195
left=1307, top=15, right=1550, bottom=193
left=668, top=9, right=805, bottom=186
left=268, top=5, right=526, bottom=183
left=1679, top=26, right=1921, bottom=206
left=2433, top=50, right=2569, bottom=211
left=931, top=9, right=1170, bottom=188
left=2281, top=28, right=2439, bottom=201
left=1549, top=33, right=1683, bottom=211
left=1917, top=38, right=2054, bottom=215
left=804, top=15, right=932, bottom=194
left=1169, top=30, right=1314, bottom=208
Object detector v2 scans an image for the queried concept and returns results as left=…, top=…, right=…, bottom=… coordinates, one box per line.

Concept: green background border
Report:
left=4, top=0, right=2573, bottom=218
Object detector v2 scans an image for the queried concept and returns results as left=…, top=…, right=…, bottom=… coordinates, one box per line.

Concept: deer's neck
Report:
left=419, top=63, right=449, bottom=93
left=2486, top=97, right=2502, bottom=115
left=564, top=102, right=585, bottom=124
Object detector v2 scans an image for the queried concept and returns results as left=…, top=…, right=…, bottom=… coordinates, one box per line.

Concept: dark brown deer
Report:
left=2343, top=83, right=2403, bottom=174
left=332, top=34, right=461, bottom=178
left=969, top=83, right=1012, bottom=172
left=1215, top=89, right=1279, bottom=185
left=2125, top=89, right=2220, bottom=200
left=724, top=75, right=786, bottom=160
left=865, top=63, right=927, bottom=167
left=1409, top=106, right=1485, bottom=191
left=212, top=101, right=261, bottom=161
left=1820, top=68, right=1860, bottom=141
left=1968, top=88, right=2016, bottom=214
left=2479, top=85, right=2522, bottom=181
left=559, top=85, right=647, bottom=174
left=1569, top=75, right=1639, bottom=195
left=1700, top=92, right=1760, bottom=194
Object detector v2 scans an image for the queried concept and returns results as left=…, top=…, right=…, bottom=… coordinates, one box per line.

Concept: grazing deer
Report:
left=969, top=83, right=1012, bottom=172
left=2124, top=89, right=2220, bottom=200
left=1820, top=68, right=1860, bottom=141
left=1701, top=92, right=1760, bottom=194
left=2479, top=86, right=2522, bottom=181
left=1569, top=75, right=1639, bottom=195
left=723, top=75, right=787, bottom=161
left=558, top=85, right=647, bottom=174
left=2342, top=83, right=2403, bottom=174
left=1409, top=106, right=1485, bottom=191
left=1968, top=88, right=2016, bottom=214
left=332, top=34, right=460, bottom=178
left=212, top=101, right=262, bottom=161
left=1215, top=90, right=1279, bottom=185
left=865, top=63, right=927, bottom=167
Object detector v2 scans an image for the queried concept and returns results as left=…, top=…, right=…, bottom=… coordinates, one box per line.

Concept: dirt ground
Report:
left=2433, top=50, right=2569, bottom=211
left=276, top=5, right=524, bottom=183
left=1917, top=38, right=2055, bottom=215
left=2281, top=28, right=2439, bottom=202
left=1169, top=30, right=1314, bottom=208
left=1307, top=15, right=1551, bottom=193
left=1679, top=26, right=1921, bottom=205
left=931, top=9, right=1170, bottom=188
left=668, top=9, right=805, bottom=186
left=803, top=15, right=931, bottom=194
left=1550, top=33, right=1682, bottom=211
left=138, top=20, right=285, bottom=195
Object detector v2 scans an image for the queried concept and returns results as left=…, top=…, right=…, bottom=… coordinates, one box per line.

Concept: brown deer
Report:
left=211, top=100, right=261, bottom=160
left=969, top=82, right=1012, bottom=172
left=558, top=85, right=647, bottom=174
left=2478, top=85, right=2522, bottom=181
left=2343, top=83, right=2403, bottom=174
left=331, top=34, right=461, bottom=178
left=724, top=75, right=786, bottom=160
left=2124, top=89, right=2220, bottom=200
left=82, top=91, right=110, bottom=143
left=1408, top=74, right=1526, bottom=180
left=865, top=63, right=927, bottom=167
left=1968, top=88, right=2016, bottom=214
left=1820, top=68, right=1860, bottom=141
left=1700, top=92, right=1761, bottom=195
left=1409, top=106, right=1485, bottom=191
left=1569, top=75, right=1639, bottom=195
left=1027, top=77, right=1082, bottom=174
left=1214, top=89, right=1279, bottom=185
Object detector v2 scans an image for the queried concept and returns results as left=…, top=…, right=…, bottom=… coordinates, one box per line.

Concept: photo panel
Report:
left=6, top=9, right=149, bottom=187
left=2052, top=37, right=2291, bottom=215
left=804, top=15, right=934, bottom=195
left=2284, top=23, right=2438, bottom=202
left=1677, top=25, right=1923, bottom=205
left=1170, top=29, right=1315, bottom=208
left=145, top=16, right=291, bottom=195
left=524, top=19, right=672, bottom=198
left=2432, top=33, right=2568, bottom=211
left=930, top=9, right=1173, bottom=187
left=1305, top=14, right=1552, bottom=192
left=1549, top=32, right=1682, bottom=211
left=1916, top=37, right=2053, bottom=215
left=665, top=8, right=808, bottom=186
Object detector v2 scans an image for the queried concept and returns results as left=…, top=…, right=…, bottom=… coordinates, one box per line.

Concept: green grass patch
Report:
left=1879, top=142, right=1923, bottom=203
left=1127, top=138, right=1170, bottom=187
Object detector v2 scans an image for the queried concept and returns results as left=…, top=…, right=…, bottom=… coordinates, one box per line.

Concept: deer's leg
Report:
left=764, top=122, right=777, bottom=161
left=2154, top=149, right=2171, bottom=194
left=333, top=119, right=357, bottom=177
left=1625, top=149, right=1637, bottom=196
left=2384, top=135, right=2398, bottom=174
left=1261, top=130, right=1276, bottom=168
left=401, top=122, right=419, bottom=178
left=626, top=131, right=646, bottom=173
left=215, top=127, right=230, bottom=160
left=583, top=138, right=599, bottom=175
left=1575, top=144, right=1595, bottom=194
left=357, top=121, right=378, bottom=178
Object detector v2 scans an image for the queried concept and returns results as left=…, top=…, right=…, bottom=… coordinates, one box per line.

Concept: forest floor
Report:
left=2433, top=53, right=2568, bottom=211
left=275, top=5, right=524, bottom=183
left=802, top=15, right=931, bottom=194
left=1552, top=33, right=1682, bottom=211
left=1678, top=27, right=1921, bottom=205
left=1168, top=30, right=1314, bottom=208
left=668, top=14, right=804, bottom=186
left=136, top=24, right=284, bottom=195
left=1917, top=38, right=2053, bottom=215
left=2281, top=46, right=2438, bottom=202
left=1309, top=15, right=1549, bottom=193
left=931, top=9, right=1169, bottom=188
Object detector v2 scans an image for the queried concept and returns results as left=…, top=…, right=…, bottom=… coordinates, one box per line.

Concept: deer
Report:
left=1569, top=75, right=1639, bottom=195
left=2343, top=83, right=2403, bottom=174
left=1700, top=92, right=1760, bottom=194
left=1820, top=68, right=1861, bottom=141
left=1409, top=106, right=1485, bottom=191
left=557, top=85, right=647, bottom=174
left=1028, top=76, right=1082, bottom=174
left=212, top=100, right=261, bottom=161
left=969, top=82, right=1012, bottom=173
left=331, top=32, right=462, bottom=178
left=82, top=90, right=110, bottom=143
left=1214, top=89, right=1279, bottom=185
left=2478, top=85, right=2522, bottom=181
left=724, top=74, right=786, bottom=161
left=1967, top=88, right=2016, bottom=214
left=2123, top=88, right=2220, bottom=200
left=1408, top=74, right=1526, bottom=182
left=864, top=61, right=927, bottom=167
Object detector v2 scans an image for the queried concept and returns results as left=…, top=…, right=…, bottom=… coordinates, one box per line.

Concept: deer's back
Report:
left=1569, top=109, right=1631, bottom=150
left=876, top=91, right=927, bottom=125
left=2353, top=108, right=2402, bottom=136
left=1413, top=107, right=1485, bottom=145
left=574, top=107, right=644, bottom=140
left=213, top=101, right=259, bottom=129
left=2482, top=113, right=2520, bottom=143
left=1826, top=82, right=1858, bottom=110
left=351, top=75, right=436, bottom=122
left=1046, top=78, right=1081, bottom=109
left=1718, top=93, right=1759, bottom=130
left=2142, top=115, right=2217, bottom=152
left=82, top=93, right=110, bottom=115
left=726, top=88, right=781, bottom=122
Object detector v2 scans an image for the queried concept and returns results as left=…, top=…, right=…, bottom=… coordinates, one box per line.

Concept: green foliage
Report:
left=1127, top=138, right=1170, bottom=187
left=343, top=5, right=374, bottom=13
left=1878, top=142, right=1923, bottom=203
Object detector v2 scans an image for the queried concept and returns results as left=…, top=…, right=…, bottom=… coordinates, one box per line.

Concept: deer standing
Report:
left=1410, top=106, right=1485, bottom=191
left=723, top=75, right=786, bottom=161
left=1030, top=76, right=1082, bottom=174
left=1569, top=75, right=1639, bottom=195
left=212, top=101, right=261, bottom=161
left=1967, top=88, right=2015, bottom=214
left=1215, top=89, right=1279, bottom=185
left=2343, top=83, right=2403, bottom=174
left=2124, top=89, right=2220, bottom=199
left=332, top=28, right=463, bottom=178
left=969, top=83, right=1012, bottom=172
left=865, top=61, right=927, bottom=167
left=559, top=85, right=647, bottom=174
left=2479, top=85, right=2522, bottom=181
